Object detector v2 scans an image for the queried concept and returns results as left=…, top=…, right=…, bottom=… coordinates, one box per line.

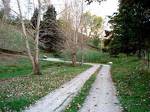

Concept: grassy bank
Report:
left=64, top=67, right=99, bottom=112
left=111, top=56, right=150, bottom=112
left=0, top=55, right=90, bottom=111
left=61, top=49, right=111, bottom=64
left=0, top=23, right=27, bottom=52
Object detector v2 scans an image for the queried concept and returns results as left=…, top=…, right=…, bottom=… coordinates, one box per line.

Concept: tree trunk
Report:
left=2, top=0, right=10, bottom=21
left=32, top=57, right=41, bottom=75
left=80, top=35, right=84, bottom=65
left=33, top=0, right=42, bottom=75
left=147, top=49, right=150, bottom=69
left=81, top=53, right=84, bottom=65
left=17, top=0, right=41, bottom=75
left=72, top=52, right=77, bottom=66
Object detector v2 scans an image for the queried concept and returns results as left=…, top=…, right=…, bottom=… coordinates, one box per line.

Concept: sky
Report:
left=85, top=0, right=119, bottom=18
left=50, top=0, right=119, bottom=18
left=50, top=0, right=119, bottom=30
left=7, top=0, right=119, bottom=30
left=8, top=0, right=119, bottom=18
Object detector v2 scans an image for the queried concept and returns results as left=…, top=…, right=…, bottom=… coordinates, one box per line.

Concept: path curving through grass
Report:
left=24, top=64, right=100, bottom=112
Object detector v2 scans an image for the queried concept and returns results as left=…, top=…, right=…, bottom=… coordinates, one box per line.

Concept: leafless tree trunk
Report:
left=60, top=0, right=85, bottom=66
left=79, top=0, right=84, bottom=65
left=2, top=0, right=10, bottom=21
left=17, top=0, right=42, bottom=75
left=80, top=28, right=84, bottom=65
left=71, top=51, right=77, bottom=66
left=44, top=0, right=51, bottom=6
left=33, top=0, right=42, bottom=75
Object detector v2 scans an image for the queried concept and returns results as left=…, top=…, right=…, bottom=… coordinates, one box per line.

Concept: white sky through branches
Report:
left=8, top=0, right=119, bottom=30
left=9, top=0, right=119, bottom=18
left=51, top=0, right=119, bottom=18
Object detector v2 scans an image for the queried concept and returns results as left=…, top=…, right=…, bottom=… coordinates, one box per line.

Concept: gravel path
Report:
left=24, top=64, right=100, bottom=112
left=79, top=65, right=122, bottom=112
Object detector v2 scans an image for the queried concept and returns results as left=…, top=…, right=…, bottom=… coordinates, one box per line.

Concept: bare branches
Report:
left=1, top=0, right=10, bottom=20
left=17, top=0, right=42, bottom=75
left=59, top=0, right=86, bottom=65
left=16, top=0, right=33, bottom=60
left=85, top=0, right=106, bottom=4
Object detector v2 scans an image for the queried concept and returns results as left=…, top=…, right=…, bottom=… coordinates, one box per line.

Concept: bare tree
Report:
left=60, top=0, right=85, bottom=66
left=16, top=0, right=42, bottom=75
left=2, top=0, right=10, bottom=20
left=79, top=0, right=84, bottom=65
left=43, top=0, right=51, bottom=6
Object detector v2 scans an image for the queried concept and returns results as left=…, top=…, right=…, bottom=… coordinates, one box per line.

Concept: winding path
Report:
left=24, top=64, right=100, bottom=112
left=24, top=58, right=122, bottom=112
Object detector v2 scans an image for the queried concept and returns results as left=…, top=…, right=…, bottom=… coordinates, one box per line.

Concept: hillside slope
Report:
left=0, top=22, right=34, bottom=53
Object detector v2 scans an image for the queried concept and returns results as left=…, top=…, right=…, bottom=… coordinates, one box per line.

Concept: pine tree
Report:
left=43, top=5, right=56, bottom=21
left=31, top=8, right=39, bottom=29
left=109, top=0, right=150, bottom=60
left=39, top=5, right=64, bottom=52
left=109, top=3, right=143, bottom=56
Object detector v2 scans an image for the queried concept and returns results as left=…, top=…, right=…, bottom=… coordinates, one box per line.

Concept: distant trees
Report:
left=39, top=5, right=64, bottom=52
left=82, top=12, right=103, bottom=49
left=31, top=5, right=64, bottom=52
left=31, top=8, right=39, bottom=29
left=109, top=0, right=150, bottom=54
left=59, top=0, right=85, bottom=66
left=85, top=0, right=105, bottom=4
left=1, top=0, right=10, bottom=20
left=82, top=11, right=103, bottom=39
left=109, top=0, right=150, bottom=67
left=59, top=0, right=103, bottom=66
left=0, top=9, right=4, bottom=20
left=109, top=5, right=139, bottom=55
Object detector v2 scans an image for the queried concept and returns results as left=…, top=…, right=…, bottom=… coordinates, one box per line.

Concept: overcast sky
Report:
left=48, top=0, right=119, bottom=30
left=9, top=0, right=119, bottom=18
left=50, top=0, right=119, bottom=30
left=8, top=0, right=119, bottom=30
left=51, top=0, right=119, bottom=18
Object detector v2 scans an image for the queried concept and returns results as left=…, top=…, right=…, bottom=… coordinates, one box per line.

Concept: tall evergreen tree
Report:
left=39, top=5, right=64, bottom=52
left=43, top=5, right=56, bottom=21
left=109, top=1, right=150, bottom=56
left=31, top=8, right=39, bottom=29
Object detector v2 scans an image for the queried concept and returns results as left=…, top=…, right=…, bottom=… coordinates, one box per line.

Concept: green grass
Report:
left=0, top=55, right=90, bottom=111
left=61, top=49, right=111, bottom=64
left=64, top=68, right=99, bottom=112
left=0, top=53, right=74, bottom=79
left=0, top=58, right=32, bottom=78
left=111, top=56, right=150, bottom=112
left=0, top=23, right=27, bottom=52
left=0, top=57, right=62, bottom=79
left=77, top=50, right=110, bottom=63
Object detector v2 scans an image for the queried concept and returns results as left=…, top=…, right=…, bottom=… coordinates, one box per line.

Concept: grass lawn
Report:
left=0, top=54, right=90, bottom=112
left=111, top=56, right=150, bottom=112
left=0, top=57, right=33, bottom=79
